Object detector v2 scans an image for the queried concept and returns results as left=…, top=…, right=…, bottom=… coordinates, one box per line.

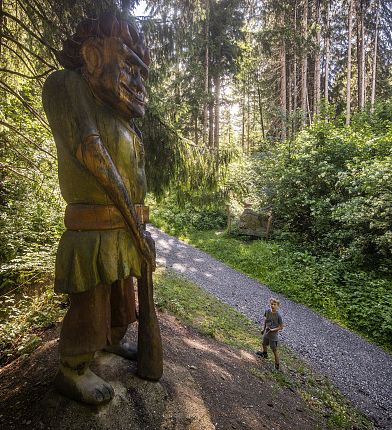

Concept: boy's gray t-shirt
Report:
left=264, top=309, right=283, bottom=341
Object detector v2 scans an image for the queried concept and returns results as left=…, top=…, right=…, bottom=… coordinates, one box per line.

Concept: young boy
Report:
left=256, top=297, right=283, bottom=370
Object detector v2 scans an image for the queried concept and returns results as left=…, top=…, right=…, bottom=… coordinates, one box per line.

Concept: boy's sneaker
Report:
left=256, top=351, right=268, bottom=358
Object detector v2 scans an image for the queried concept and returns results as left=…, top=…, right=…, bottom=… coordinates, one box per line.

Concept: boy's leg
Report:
left=258, top=334, right=269, bottom=358
left=56, top=283, right=114, bottom=404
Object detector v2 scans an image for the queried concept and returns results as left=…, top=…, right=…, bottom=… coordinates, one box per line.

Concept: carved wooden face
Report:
left=81, top=37, right=148, bottom=118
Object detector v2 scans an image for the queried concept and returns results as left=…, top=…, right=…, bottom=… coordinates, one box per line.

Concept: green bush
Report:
left=0, top=283, right=67, bottom=364
left=0, top=180, right=64, bottom=290
left=241, top=105, right=392, bottom=271
left=149, top=195, right=227, bottom=235
left=333, top=155, right=392, bottom=268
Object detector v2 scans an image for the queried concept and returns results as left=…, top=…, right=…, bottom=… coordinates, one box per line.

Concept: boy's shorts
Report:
left=262, top=333, right=278, bottom=351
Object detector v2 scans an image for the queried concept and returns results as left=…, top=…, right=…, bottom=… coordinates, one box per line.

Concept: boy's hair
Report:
left=269, top=297, right=280, bottom=306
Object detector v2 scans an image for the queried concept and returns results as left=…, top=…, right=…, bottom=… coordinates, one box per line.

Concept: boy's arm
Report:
left=269, top=324, right=283, bottom=333
left=269, top=315, right=283, bottom=332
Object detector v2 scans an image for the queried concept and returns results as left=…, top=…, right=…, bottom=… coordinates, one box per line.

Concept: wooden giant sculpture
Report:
left=42, top=12, right=162, bottom=405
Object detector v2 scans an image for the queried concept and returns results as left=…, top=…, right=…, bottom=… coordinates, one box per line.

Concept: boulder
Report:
left=238, top=205, right=272, bottom=239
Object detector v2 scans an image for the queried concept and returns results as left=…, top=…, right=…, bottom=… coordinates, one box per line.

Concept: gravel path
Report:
left=149, top=226, right=392, bottom=430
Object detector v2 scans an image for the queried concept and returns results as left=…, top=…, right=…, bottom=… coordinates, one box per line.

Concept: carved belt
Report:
left=64, top=204, right=149, bottom=231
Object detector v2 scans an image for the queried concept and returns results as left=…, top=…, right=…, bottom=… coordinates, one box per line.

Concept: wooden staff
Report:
left=137, top=260, right=163, bottom=380
left=136, top=210, right=163, bottom=380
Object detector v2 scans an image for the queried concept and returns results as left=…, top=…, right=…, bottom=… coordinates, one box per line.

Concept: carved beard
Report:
left=82, top=38, right=147, bottom=119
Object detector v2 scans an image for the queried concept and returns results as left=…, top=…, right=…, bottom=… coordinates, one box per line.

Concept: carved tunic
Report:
left=43, top=70, right=146, bottom=293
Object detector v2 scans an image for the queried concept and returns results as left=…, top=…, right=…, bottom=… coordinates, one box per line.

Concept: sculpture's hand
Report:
left=143, top=230, right=156, bottom=259
left=139, top=229, right=156, bottom=271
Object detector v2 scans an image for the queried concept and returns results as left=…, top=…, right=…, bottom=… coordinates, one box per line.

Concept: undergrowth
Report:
left=154, top=268, right=373, bottom=430
left=0, top=273, right=66, bottom=366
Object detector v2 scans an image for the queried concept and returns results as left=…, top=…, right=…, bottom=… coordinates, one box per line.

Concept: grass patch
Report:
left=154, top=268, right=260, bottom=351
left=154, top=268, right=373, bottom=430
left=163, top=229, right=392, bottom=352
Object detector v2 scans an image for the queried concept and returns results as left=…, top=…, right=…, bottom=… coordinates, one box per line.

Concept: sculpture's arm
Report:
left=76, top=134, right=154, bottom=263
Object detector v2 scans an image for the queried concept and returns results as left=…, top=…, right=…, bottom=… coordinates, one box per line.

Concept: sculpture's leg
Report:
left=55, top=353, right=114, bottom=405
left=103, top=277, right=138, bottom=360
left=56, top=284, right=115, bottom=404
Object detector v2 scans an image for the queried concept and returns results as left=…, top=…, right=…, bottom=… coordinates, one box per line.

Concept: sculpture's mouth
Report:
left=120, top=83, right=145, bottom=105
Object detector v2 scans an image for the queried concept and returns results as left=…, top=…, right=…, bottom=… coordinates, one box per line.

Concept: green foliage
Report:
left=0, top=75, right=65, bottom=289
left=149, top=194, right=227, bottom=235
left=0, top=281, right=67, bottom=365
left=333, top=155, right=392, bottom=267
left=142, top=110, right=234, bottom=198
left=0, top=182, right=64, bottom=267
left=181, top=230, right=392, bottom=351
left=228, top=105, right=392, bottom=271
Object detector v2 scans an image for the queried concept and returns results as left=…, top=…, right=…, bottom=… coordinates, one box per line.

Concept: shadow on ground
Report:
left=0, top=312, right=327, bottom=430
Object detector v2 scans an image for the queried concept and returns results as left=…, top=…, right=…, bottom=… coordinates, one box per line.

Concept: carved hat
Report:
left=57, top=12, right=150, bottom=71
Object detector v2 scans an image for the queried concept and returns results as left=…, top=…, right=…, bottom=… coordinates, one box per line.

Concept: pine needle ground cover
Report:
left=154, top=268, right=372, bottom=430
left=152, top=225, right=392, bottom=353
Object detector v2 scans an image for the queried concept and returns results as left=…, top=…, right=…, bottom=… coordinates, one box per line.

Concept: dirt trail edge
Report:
left=149, top=226, right=392, bottom=430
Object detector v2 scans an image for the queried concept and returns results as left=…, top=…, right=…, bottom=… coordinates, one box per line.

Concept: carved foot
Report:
left=104, top=342, right=138, bottom=361
left=55, top=365, right=114, bottom=405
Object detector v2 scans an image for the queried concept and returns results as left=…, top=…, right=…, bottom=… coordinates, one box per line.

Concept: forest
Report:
left=1, top=0, right=392, bottom=364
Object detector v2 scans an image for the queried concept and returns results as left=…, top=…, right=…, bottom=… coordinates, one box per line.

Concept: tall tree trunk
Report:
left=307, top=91, right=312, bottom=125
left=357, top=0, right=366, bottom=110
left=293, top=57, right=298, bottom=111
left=346, top=0, right=353, bottom=125
left=288, top=63, right=293, bottom=114
left=257, top=82, right=265, bottom=140
left=247, top=75, right=250, bottom=153
left=324, top=0, right=330, bottom=104
left=293, top=0, right=298, bottom=132
left=288, top=66, right=292, bottom=141
left=213, top=74, right=220, bottom=149
left=313, top=0, right=321, bottom=117
left=360, top=1, right=366, bottom=109
left=203, top=0, right=210, bottom=145
left=356, top=6, right=360, bottom=109
left=0, top=0, right=3, bottom=56
left=208, top=76, right=214, bottom=147
left=194, top=115, right=199, bottom=146
left=280, top=37, right=287, bottom=140
left=121, top=0, right=131, bottom=12
left=241, top=88, right=245, bottom=151
left=228, top=111, right=232, bottom=145
left=371, top=0, right=380, bottom=113
left=301, top=0, right=308, bottom=127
